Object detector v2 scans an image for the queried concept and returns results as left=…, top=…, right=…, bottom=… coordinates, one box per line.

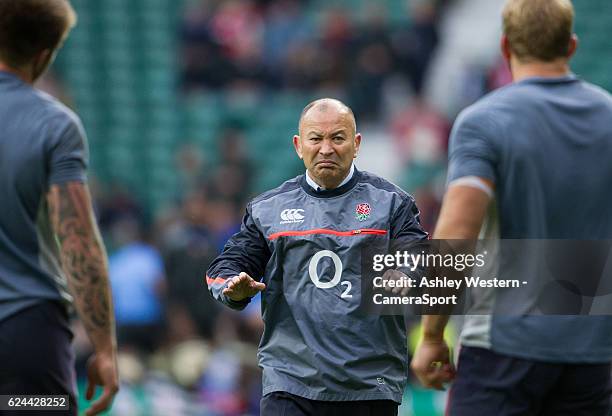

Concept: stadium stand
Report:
left=55, top=0, right=612, bottom=217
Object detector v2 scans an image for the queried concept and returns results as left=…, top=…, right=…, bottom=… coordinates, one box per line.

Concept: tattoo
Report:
left=48, top=183, right=114, bottom=340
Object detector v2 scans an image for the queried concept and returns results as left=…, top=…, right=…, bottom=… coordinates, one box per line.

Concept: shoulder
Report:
left=33, top=90, right=83, bottom=132
left=358, top=170, right=416, bottom=206
left=579, top=80, right=612, bottom=106
left=9, top=87, right=84, bottom=141
left=2, top=77, right=79, bottom=125
left=453, top=87, right=513, bottom=133
left=449, top=88, right=519, bottom=149
left=249, top=174, right=304, bottom=208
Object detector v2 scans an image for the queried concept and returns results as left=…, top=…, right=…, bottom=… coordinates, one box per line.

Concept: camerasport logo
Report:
left=280, top=208, right=305, bottom=224
left=355, top=203, right=371, bottom=221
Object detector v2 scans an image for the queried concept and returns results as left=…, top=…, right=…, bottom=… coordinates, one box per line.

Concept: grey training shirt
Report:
left=0, top=71, right=88, bottom=321
left=448, top=75, right=612, bottom=363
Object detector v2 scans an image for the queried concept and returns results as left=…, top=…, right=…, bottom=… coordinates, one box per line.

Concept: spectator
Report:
left=391, top=0, right=441, bottom=95
left=163, top=191, right=222, bottom=339
left=109, top=216, right=166, bottom=353
left=391, top=97, right=450, bottom=190
left=262, top=0, right=310, bottom=87
left=180, top=0, right=233, bottom=90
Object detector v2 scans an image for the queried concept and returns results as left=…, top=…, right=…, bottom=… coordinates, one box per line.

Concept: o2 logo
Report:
left=308, top=250, right=352, bottom=298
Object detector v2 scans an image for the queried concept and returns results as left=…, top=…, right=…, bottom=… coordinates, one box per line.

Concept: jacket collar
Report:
left=300, top=167, right=361, bottom=198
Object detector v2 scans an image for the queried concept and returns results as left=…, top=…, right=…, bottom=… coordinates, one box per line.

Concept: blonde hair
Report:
left=502, top=0, right=574, bottom=62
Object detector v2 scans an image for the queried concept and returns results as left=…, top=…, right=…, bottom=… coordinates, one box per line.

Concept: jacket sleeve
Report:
left=390, top=195, right=430, bottom=276
left=206, top=202, right=271, bottom=310
left=390, top=195, right=429, bottom=242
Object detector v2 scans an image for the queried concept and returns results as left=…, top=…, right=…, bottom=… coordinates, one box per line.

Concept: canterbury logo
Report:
left=280, top=209, right=305, bottom=224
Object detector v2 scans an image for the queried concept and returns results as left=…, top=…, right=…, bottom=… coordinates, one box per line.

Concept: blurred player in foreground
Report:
left=411, top=0, right=612, bottom=414
left=0, top=1, right=118, bottom=415
left=207, top=98, right=428, bottom=415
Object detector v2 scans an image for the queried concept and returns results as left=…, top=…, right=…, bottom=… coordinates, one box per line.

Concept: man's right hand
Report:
left=411, top=338, right=456, bottom=390
left=223, top=272, right=266, bottom=301
left=85, top=351, right=119, bottom=416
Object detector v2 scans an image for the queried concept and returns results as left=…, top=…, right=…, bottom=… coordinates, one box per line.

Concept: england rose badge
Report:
left=355, top=203, right=371, bottom=222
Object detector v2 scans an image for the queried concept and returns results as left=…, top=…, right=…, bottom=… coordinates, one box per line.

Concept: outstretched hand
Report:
left=381, top=269, right=411, bottom=296
left=222, top=272, right=266, bottom=301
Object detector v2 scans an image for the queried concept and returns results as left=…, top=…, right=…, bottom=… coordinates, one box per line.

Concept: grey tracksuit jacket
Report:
left=207, top=169, right=428, bottom=402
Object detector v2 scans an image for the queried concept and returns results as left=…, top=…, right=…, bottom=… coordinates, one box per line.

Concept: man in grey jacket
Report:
left=207, top=98, right=428, bottom=415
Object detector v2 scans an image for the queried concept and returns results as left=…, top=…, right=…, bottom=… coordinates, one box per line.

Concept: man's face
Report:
left=293, top=105, right=361, bottom=189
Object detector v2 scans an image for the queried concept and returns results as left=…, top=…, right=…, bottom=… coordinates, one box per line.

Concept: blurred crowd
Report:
left=180, top=0, right=451, bottom=121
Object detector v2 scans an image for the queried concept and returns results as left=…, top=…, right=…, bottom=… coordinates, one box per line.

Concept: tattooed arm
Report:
left=47, top=181, right=118, bottom=416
